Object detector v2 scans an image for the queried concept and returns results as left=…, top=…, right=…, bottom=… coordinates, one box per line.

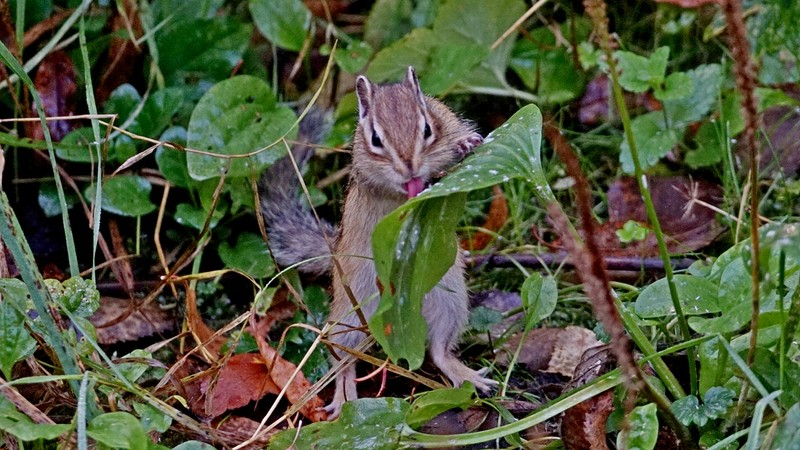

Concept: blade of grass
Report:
left=743, top=390, right=782, bottom=450
left=78, top=17, right=104, bottom=284
left=0, top=191, right=81, bottom=395
left=583, top=0, right=697, bottom=395
left=0, top=38, right=79, bottom=276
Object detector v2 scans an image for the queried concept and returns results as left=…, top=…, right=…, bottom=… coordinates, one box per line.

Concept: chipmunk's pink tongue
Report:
left=404, top=177, right=425, bottom=199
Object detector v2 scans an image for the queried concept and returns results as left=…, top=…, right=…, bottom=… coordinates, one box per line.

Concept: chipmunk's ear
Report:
left=355, top=75, right=372, bottom=120
left=404, top=66, right=426, bottom=104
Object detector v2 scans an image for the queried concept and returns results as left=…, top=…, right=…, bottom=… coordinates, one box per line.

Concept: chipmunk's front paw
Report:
left=456, top=132, right=483, bottom=158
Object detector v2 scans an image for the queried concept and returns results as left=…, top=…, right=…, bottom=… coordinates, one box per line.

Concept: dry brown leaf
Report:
left=90, top=297, right=175, bottom=345
left=561, top=346, right=617, bottom=450
left=461, top=185, right=508, bottom=251
left=185, top=286, right=226, bottom=357
left=605, top=176, right=724, bottom=256
left=31, top=50, right=76, bottom=141
left=497, top=326, right=602, bottom=377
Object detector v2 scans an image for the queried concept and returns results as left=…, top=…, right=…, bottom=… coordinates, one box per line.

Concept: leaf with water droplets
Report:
left=371, top=104, right=545, bottom=368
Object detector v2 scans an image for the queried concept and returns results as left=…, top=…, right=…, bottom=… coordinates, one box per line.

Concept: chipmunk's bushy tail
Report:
left=260, top=109, right=337, bottom=275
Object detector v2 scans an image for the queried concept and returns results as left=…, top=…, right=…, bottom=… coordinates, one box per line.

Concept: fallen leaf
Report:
left=185, top=285, right=226, bottom=358
left=562, top=346, right=617, bottom=450
left=461, top=185, right=508, bottom=251
left=90, top=297, right=175, bottom=345
left=31, top=50, right=76, bottom=141
left=497, top=326, right=603, bottom=377
left=605, top=176, right=724, bottom=255
left=195, top=350, right=326, bottom=422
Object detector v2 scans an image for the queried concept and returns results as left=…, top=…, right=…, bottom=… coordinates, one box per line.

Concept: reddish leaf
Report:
left=605, top=176, right=724, bottom=255
left=562, top=347, right=617, bottom=450
left=31, top=50, right=76, bottom=141
left=196, top=350, right=326, bottom=422
left=579, top=75, right=610, bottom=126
left=461, top=186, right=509, bottom=251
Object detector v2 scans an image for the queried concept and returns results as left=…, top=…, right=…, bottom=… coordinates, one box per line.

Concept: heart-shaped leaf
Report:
left=186, top=75, right=296, bottom=180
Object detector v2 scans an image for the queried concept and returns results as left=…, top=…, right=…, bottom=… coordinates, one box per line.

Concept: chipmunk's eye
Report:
left=371, top=130, right=383, bottom=148
left=423, top=122, right=432, bottom=139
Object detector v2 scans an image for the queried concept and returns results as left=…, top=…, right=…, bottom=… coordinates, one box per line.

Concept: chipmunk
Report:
left=261, top=67, right=497, bottom=419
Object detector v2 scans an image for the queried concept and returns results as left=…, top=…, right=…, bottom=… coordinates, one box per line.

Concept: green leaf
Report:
left=87, top=412, right=149, bottom=450
left=172, top=442, right=218, bottom=450
left=371, top=104, right=545, bottom=368
left=655, top=72, right=693, bottom=101
left=0, top=301, right=36, bottom=379
left=132, top=402, right=172, bottom=433
left=520, top=273, right=557, bottom=332
left=616, top=46, right=669, bottom=93
left=468, top=306, right=504, bottom=333
left=635, top=274, right=721, bottom=319
left=432, top=0, right=525, bottom=89
left=155, top=127, right=190, bottom=188
left=104, top=83, right=142, bottom=124
left=249, top=0, right=311, bottom=51
left=118, top=349, right=152, bottom=384
left=616, top=220, right=648, bottom=243
left=55, top=127, right=98, bottom=162
left=425, top=105, right=549, bottom=200
left=157, top=17, right=252, bottom=87
left=129, top=87, right=185, bottom=137
left=419, top=43, right=488, bottom=95
left=173, top=203, right=224, bottom=230
left=367, top=28, right=436, bottom=83
left=268, top=398, right=409, bottom=449
left=0, top=397, right=69, bottom=441
left=671, top=387, right=734, bottom=427
left=510, top=29, right=586, bottom=104
left=371, top=193, right=466, bottom=369
left=662, top=64, right=722, bottom=126
left=771, top=402, right=800, bottom=450
left=186, top=75, right=297, bottom=180
left=618, top=403, right=658, bottom=450
left=406, top=384, right=477, bottom=428
left=364, top=0, right=414, bottom=49
left=58, top=277, right=100, bottom=317
left=87, top=175, right=156, bottom=217
left=619, top=111, right=680, bottom=174
left=38, top=182, right=78, bottom=217
left=218, top=232, right=275, bottom=279
left=334, top=40, right=374, bottom=74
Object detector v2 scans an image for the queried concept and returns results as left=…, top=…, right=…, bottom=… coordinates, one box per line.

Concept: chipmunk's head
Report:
left=352, top=66, right=481, bottom=199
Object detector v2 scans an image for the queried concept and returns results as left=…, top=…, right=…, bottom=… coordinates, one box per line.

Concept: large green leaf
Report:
left=157, top=17, right=252, bottom=87
left=86, top=175, right=157, bottom=217
left=218, top=232, right=275, bottom=279
left=186, top=75, right=297, bottom=180
left=619, top=111, right=681, bottom=174
left=249, top=0, right=311, bottom=51
left=268, top=398, right=409, bottom=449
left=371, top=193, right=466, bottom=369
left=0, top=301, right=36, bottom=379
left=635, top=274, right=721, bottom=319
left=366, top=28, right=436, bottom=83
left=618, top=403, right=658, bottom=450
left=0, top=397, right=69, bottom=441
left=520, top=272, right=558, bottom=332
left=371, top=104, right=546, bottom=369
left=87, top=412, right=149, bottom=450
